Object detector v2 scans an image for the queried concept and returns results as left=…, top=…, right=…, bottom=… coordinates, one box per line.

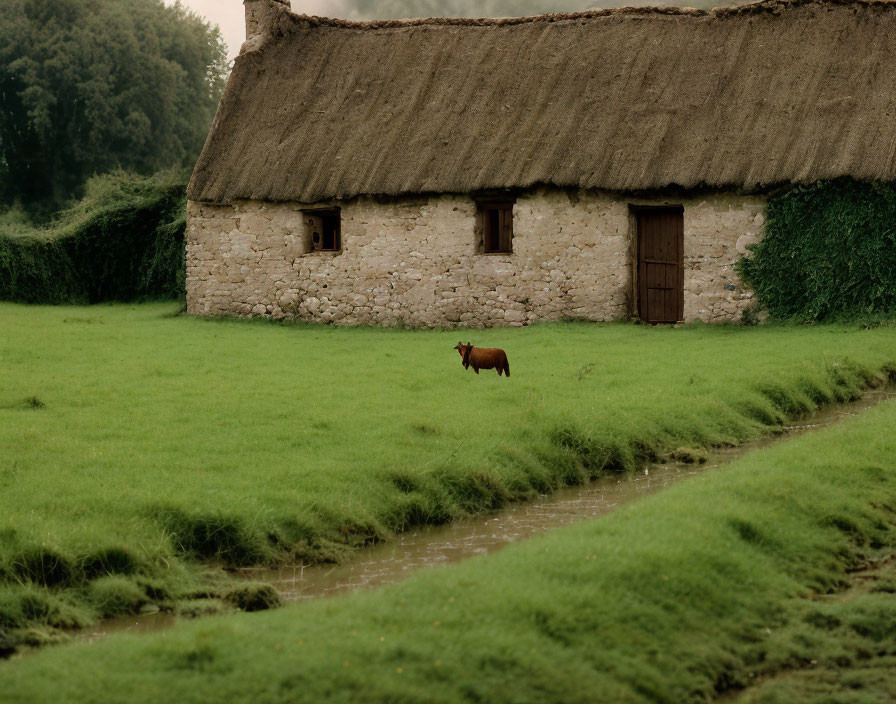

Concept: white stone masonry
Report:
left=186, top=189, right=764, bottom=326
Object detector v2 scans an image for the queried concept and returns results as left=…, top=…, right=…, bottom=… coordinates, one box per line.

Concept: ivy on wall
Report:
left=738, top=179, right=896, bottom=321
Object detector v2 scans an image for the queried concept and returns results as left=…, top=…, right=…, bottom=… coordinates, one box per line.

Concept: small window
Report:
left=477, top=201, right=513, bottom=253
left=303, top=209, right=341, bottom=252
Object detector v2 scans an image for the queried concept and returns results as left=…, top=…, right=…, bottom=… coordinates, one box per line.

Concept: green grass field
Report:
left=1, top=303, right=896, bottom=649
left=2, top=364, right=895, bottom=703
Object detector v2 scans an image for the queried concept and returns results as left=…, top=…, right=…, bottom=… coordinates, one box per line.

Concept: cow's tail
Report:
left=503, top=357, right=510, bottom=378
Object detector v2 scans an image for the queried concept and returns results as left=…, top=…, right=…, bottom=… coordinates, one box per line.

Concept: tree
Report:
left=0, top=0, right=227, bottom=217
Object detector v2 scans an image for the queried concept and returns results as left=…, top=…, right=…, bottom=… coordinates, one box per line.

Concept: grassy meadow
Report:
left=2, top=369, right=896, bottom=702
left=2, top=303, right=896, bottom=649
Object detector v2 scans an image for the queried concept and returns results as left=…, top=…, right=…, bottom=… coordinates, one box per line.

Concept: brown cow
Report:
left=454, top=342, right=510, bottom=377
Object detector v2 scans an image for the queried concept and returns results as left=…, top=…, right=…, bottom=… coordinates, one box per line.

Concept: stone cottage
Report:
left=186, top=0, right=896, bottom=326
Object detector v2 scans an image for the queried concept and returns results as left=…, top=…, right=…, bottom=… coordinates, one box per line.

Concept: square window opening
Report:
left=302, top=209, right=341, bottom=252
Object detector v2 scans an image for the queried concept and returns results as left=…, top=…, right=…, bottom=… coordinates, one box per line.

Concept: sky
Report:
left=168, top=0, right=736, bottom=62
left=167, top=1, right=332, bottom=61
left=166, top=1, right=596, bottom=61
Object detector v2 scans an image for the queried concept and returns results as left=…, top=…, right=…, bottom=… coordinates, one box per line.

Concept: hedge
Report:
left=0, top=172, right=186, bottom=303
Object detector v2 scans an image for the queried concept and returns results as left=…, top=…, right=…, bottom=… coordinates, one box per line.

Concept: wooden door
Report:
left=637, top=209, right=683, bottom=323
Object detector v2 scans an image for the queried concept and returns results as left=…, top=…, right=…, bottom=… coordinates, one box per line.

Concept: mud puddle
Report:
left=82, top=386, right=896, bottom=641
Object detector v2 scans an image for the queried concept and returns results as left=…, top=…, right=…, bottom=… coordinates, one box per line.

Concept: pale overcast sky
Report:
left=167, top=1, right=335, bottom=61
left=168, top=0, right=714, bottom=61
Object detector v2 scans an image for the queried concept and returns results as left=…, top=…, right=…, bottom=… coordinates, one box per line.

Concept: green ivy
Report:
left=738, top=179, right=896, bottom=321
left=0, top=173, right=185, bottom=304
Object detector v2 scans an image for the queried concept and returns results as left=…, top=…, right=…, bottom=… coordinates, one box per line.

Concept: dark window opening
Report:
left=303, top=209, right=341, bottom=252
left=478, top=201, right=513, bottom=253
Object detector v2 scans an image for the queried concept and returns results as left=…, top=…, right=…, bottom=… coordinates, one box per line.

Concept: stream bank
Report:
left=78, top=385, right=896, bottom=644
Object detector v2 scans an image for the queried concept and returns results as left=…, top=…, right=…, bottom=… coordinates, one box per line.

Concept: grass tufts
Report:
left=821, top=515, right=864, bottom=544
left=0, top=585, right=89, bottom=632
left=153, top=508, right=269, bottom=567
left=12, top=548, right=75, bottom=588
left=550, top=426, right=637, bottom=475
left=728, top=518, right=780, bottom=550
left=668, top=447, right=708, bottom=464
left=176, top=599, right=227, bottom=618
left=382, top=492, right=454, bottom=532
left=225, top=584, right=281, bottom=612
left=386, top=469, right=420, bottom=494
left=435, top=467, right=511, bottom=513
left=81, top=547, right=140, bottom=579
left=87, top=577, right=147, bottom=618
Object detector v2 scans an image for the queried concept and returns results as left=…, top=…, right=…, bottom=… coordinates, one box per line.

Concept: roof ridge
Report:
left=283, top=0, right=896, bottom=30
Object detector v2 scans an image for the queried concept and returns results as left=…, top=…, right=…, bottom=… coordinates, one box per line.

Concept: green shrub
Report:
left=738, top=179, right=896, bottom=321
left=0, top=234, right=83, bottom=303
left=0, top=171, right=186, bottom=303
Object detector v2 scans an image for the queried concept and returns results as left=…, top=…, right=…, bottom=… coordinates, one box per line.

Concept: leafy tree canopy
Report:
left=0, top=0, right=227, bottom=217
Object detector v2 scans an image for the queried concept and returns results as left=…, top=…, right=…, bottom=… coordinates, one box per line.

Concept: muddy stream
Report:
left=81, top=387, right=896, bottom=643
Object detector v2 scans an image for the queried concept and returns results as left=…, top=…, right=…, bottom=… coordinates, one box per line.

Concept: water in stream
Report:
left=81, top=387, right=896, bottom=642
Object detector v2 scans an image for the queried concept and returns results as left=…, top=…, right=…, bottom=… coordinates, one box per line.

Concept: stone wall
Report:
left=681, top=194, right=765, bottom=322
left=186, top=189, right=765, bottom=326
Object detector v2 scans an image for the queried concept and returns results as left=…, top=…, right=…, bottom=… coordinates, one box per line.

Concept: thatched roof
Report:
left=188, top=0, right=896, bottom=204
